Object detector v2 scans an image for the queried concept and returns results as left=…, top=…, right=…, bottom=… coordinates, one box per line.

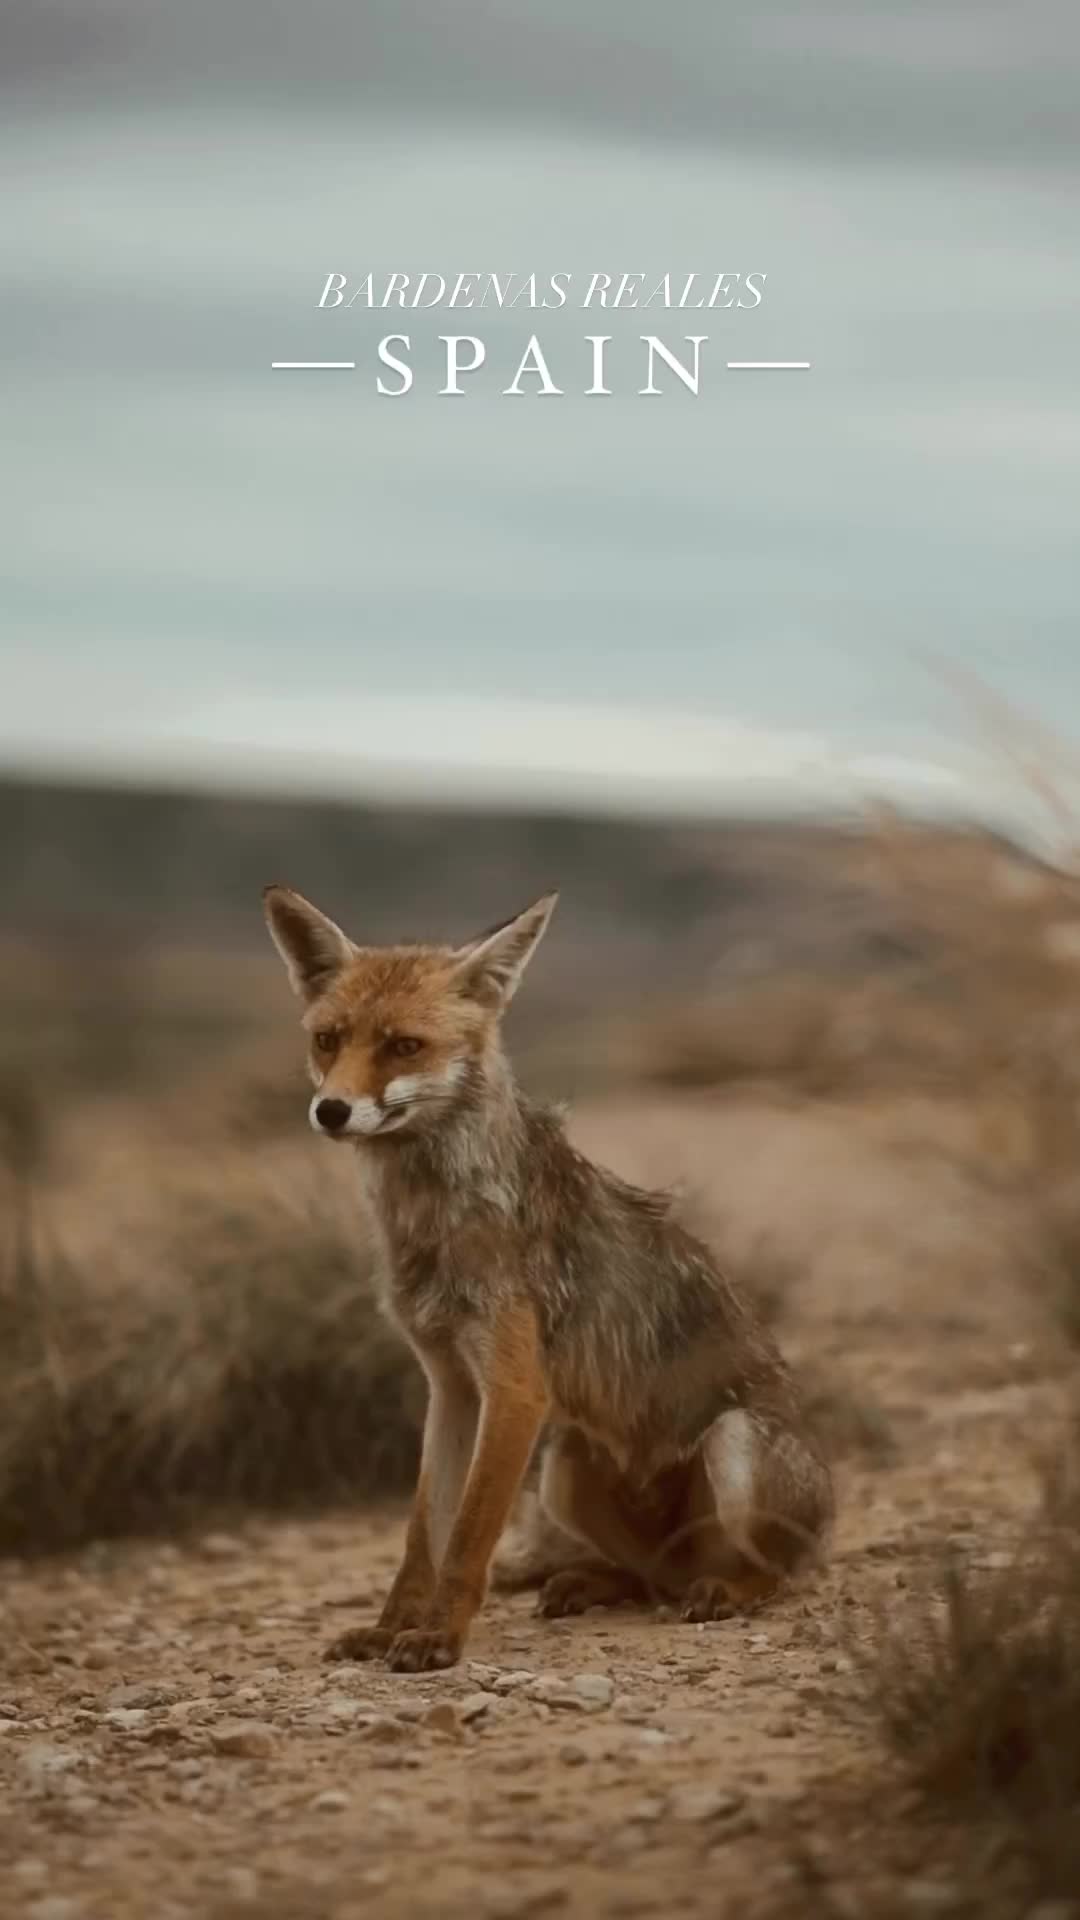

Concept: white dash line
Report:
left=726, top=361, right=810, bottom=370
left=271, top=360, right=356, bottom=369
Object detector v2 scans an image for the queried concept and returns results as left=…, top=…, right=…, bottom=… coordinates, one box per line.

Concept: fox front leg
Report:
left=387, top=1309, right=548, bottom=1672
left=325, top=1357, right=479, bottom=1663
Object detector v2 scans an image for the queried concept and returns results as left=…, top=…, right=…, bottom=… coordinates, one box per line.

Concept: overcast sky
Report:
left=3, top=3, right=1078, bottom=823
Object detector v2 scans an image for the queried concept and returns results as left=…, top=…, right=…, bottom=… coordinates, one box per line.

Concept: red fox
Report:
left=264, top=886, right=833, bottom=1672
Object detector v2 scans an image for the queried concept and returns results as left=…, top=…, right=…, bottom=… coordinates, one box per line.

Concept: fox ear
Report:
left=452, top=892, right=557, bottom=1008
left=263, top=885, right=356, bottom=1001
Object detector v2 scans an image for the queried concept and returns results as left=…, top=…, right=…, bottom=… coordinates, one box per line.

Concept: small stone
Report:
left=21, top=1744, right=87, bottom=1784
left=369, top=1791, right=405, bottom=1825
left=460, top=1691, right=498, bottom=1723
left=707, top=1813, right=759, bottom=1848
left=526, top=1672, right=613, bottom=1712
left=903, top=1883, right=963, bottom=1915
left=310, top=1788, right=349, bottom=1812
left=628, top=1796, right=666, bottom=1824
left=141, top=1718, right=182, bottom=1747
left=315, top=1697, right=361, bottom=1728
left=64, top=1794, right=99, bottom=1819
left=199, top=1532, right=246, bottom=1559
left=526, top=1674, right=578, bottom=1709
left=106, top=1682, right=177, bottom=1710
left=571, top=1673, right=614, bottom=1709
left=223, top=1867, right=258, bottom=1903
left=484, top=1884, right=567, bottom=1918
left=13, top=1862, right=49, bottom=1888
left=559, top=1743, right=587, bottom=1766
left=492, top=1669, right=535, bottom=1694
left=102, top=1708, right=150, bottom=1731
left=668, top=1786, right=743, bottom=1823
left=423, top=1702, right=461, bottom=1738
left=209, top=1721, right=274, bottom=1759
left=358, top=1715, right=409, bottom=1743
left=602, top=1829, right=647, bottom=1860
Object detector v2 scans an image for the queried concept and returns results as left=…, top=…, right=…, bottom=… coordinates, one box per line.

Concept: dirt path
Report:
left=2, top=1361, right=1069, bottom=1920
left=2, top=1094, right=1074, bottom=1919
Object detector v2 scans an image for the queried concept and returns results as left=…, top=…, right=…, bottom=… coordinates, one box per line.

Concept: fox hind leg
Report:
left=687, top=1408, right=833, bottom=1611
left=533, top=1413, right=832, bottom=1625
left=536, top=1427, right=685, bottom=1612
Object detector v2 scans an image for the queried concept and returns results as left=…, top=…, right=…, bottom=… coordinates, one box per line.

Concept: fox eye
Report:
left=313, top=1030, right=338, bottom=1055
left=387, top=1035, right=423, bottom=1059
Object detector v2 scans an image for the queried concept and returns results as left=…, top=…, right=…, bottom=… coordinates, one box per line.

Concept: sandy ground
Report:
left=1, top=1095, right=1074, bottom=1919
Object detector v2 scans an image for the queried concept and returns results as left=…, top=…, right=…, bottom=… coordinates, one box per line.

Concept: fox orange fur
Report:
left=263, top=885, right=833, bottom=1672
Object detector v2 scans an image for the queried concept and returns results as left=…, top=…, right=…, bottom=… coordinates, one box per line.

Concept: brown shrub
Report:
left=871, top=1509, right=1080, bottom=1900
left=603, top=816, right=1080, bottom=1196
left=0, top=1139, right=423, bottom=1554
left=1035, top=1184, right=1080, bottom=1346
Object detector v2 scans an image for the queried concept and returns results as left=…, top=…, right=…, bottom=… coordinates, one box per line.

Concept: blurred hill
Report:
left=0, top=772, right=1030, bottom=979
left=0, top=771, right=1054, bottom=1052
left=9, top=771, right=1079, bottom=1125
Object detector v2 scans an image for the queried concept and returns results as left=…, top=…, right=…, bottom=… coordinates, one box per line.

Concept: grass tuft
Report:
left=1037, top=1185, right=1080, bottom=1346
left=0, top=1141, right=422, bottom=1554
left=871, top=1510, right=1080, bottom=1899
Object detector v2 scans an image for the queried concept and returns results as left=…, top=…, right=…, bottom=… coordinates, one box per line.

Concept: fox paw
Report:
left=386, top=1628, right=463, bottom=1673
left=324, top=1625, right=395, bottom=1663
left=537, top=1571, right=599, bottom=1617
left=680, top=1577, right=736, bottom=1624
left=537, top=1567, right=643, bottom=1618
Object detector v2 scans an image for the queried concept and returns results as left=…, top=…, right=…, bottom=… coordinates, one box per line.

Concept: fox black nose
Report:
left=314, top=1098, right=350, bottom=1133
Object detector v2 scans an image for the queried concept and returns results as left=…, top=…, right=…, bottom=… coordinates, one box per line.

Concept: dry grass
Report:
left=610, top=815, right=1080, bottom=1364
left=870, top=1489, right=1080, bottom=1901
left=1036, top=1184, right=1080, bottom=1347
left=617, top=821, right=1080, bottom=1122
left=0, top=1105, right=423, bottom=1554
